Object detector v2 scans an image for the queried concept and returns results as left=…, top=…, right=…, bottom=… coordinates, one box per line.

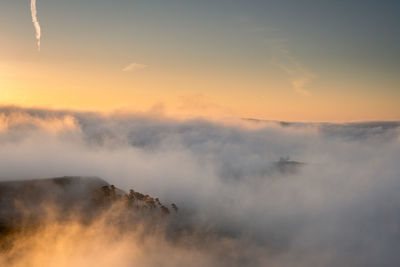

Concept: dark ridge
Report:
left=0, top=176, right=176, bottom=238
left=274, top=157, right=305, bottom=174
left=0, top=176, right=109, bottom=188
left=242, top=117, right=400, bottom=127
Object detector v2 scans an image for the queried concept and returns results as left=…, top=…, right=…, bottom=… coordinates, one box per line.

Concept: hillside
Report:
left=0, top=177, right=175, bottom=236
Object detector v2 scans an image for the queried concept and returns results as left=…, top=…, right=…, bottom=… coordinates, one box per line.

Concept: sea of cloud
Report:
left=0, top=106, right=399, bottom=267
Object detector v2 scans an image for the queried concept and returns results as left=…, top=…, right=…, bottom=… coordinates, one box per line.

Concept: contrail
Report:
left=30, top=0, right=41, bottom=51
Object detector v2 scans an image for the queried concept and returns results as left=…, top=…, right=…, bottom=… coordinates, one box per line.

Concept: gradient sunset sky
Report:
left=1, top=0, right=399, bottom=121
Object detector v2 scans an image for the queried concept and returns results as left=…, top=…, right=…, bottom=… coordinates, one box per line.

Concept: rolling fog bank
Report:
left=0, top=106, right=399, bottom=266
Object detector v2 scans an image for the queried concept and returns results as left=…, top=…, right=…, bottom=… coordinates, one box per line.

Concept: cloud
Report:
left=0, top=106, right=399, bottom=266
left=30, top=0, right=41, bottom=51
left=122, top=63, right=148, bottom=72
left=268, top=40, right=315, bottom=95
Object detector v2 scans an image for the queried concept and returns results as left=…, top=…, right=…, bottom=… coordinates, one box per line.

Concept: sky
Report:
left=0, top=0, right=399, bottom=121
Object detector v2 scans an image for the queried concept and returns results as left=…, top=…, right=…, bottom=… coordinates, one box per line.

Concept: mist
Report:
left=0, top=106, right=400, bottom=266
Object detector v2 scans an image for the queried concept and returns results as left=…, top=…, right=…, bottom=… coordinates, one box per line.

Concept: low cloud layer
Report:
left=0, top=106, right=400, bottom=266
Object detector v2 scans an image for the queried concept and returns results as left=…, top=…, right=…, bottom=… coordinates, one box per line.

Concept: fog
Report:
left=0, top=106, right=400, bottom=266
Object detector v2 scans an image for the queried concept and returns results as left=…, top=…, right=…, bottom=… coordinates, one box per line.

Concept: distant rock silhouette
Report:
left=0, top=176, right=178, bottom=238
left=274, top=157, right=305, bottom=174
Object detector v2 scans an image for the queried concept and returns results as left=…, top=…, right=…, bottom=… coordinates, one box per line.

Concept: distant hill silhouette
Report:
left=0, top=177, right=177, bottom=238
left=274, top=157, right=305, bottom=174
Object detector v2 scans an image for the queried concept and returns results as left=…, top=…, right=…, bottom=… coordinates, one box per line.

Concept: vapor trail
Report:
left=30, top=0, right=41, bottom=51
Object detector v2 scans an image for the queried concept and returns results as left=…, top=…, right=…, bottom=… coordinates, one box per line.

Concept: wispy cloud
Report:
left=268, top=39, right=315, bottom=96
left=30, top=0, right=41, bottom=51
left=242, top=22, right=315, bottom=95
left=122, top=63, right=148, bottom=72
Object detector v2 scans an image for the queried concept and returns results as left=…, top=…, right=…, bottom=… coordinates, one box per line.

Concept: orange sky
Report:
left=1, top=1, right=399, bottom=122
